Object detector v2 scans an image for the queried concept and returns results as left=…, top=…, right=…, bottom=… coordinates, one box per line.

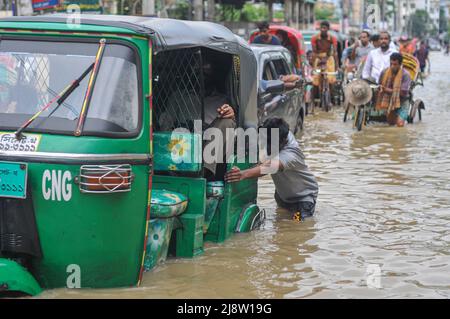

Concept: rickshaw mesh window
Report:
left=153, top=48, right=203, bottom=131
left=5, top=54, right=52, bottom=109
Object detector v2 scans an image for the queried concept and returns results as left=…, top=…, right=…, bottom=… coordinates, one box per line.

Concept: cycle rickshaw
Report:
left=0, top=15, right=264, bottom=296
left=343, top=53, right=425, bottom=131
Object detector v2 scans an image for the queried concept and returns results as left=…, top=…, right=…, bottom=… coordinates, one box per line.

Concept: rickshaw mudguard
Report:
left=235, top=204, right=262, bottom=233
left=0, top=259, right=42, bottom=296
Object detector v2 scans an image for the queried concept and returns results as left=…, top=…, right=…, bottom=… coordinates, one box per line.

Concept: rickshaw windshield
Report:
left=0, top=39, right=139, bottom=135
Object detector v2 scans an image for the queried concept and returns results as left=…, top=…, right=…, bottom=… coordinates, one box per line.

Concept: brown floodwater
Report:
left=38, top=52, right=450, bottom=299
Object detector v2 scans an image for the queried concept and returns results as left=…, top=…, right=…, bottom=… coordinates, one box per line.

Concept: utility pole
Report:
left=142, top=0, right=155, bottom=15
left=193, top=0, right=203, bottom=20
left=207, top=0, right=215, bottom=21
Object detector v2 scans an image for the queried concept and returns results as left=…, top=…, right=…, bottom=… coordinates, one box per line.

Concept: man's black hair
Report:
left=370, top=34, right=380, bottom=41
left=258, top=21, right=270, bottom=31
left=361, top=30, right=370, bottom=38
left=261, top=117, right=290, bottom=154
left=320, top=21, right=330, bottom=28
left=390, top=52, right=403, bottom=64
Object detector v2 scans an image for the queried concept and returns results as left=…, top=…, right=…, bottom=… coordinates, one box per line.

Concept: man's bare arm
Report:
left=225, top=160, right=283, bottom=183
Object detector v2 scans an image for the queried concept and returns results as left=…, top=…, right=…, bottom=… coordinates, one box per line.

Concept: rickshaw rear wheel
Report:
left=408, top=99, right=424, bottom=123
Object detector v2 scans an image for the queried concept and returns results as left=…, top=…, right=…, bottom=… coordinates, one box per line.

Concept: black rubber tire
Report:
left=343, top=104, right=350, bottom=122
left=294, top=110, right=304, bottom=134
left=323, top=90, right=331, bottom=112
left=355, top=106, right=365, bottom=131
left=409, top=99, right=424, bottom=123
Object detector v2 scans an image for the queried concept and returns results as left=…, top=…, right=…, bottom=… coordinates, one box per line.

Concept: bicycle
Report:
left=312, top=68, right=338, bottom=112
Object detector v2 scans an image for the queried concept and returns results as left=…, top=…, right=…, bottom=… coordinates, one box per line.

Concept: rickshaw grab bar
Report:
left=0, top=151, right=151, bottom=165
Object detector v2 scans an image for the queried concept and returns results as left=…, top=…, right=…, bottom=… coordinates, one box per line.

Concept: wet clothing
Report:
left=270, top=132, right=319, bottom=208
left=252, top=35, right=281, bottom=45
left=275, top=192, right=316, bottom=218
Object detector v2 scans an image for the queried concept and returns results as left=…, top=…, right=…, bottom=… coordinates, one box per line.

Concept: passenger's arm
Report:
left=218, top=104, right=235, bottom=119
left=362, top=52, right=372, bottom=79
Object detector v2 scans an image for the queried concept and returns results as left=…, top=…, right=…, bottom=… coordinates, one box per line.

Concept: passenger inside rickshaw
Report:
left=153, top=48, right=238, bottom=181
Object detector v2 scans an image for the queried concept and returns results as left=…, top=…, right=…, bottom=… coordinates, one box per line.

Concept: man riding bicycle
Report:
left=311, top=21, right=338, bottom=108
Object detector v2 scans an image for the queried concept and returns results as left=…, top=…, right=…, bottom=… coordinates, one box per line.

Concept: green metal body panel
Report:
left=205, top=160, right=258, bottom=243
left=153, top=175, right=206, bottom=258
left=0, top=259, right=42, bottom=296
left=153, top=175, right=206, bottom=217
left=0, top=22, right=152, bottom=291
left=235, top=204, right=260, bottom=233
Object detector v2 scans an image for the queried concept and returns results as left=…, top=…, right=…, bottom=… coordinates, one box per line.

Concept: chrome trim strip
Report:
left=0, top=151, right=151, bottom=164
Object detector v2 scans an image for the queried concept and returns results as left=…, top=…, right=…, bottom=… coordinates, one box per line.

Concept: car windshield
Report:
left=0, top=39, right=139, bottom=135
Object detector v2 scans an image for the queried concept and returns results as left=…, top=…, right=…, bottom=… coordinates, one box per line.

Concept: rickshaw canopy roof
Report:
left=249, top=25, right=305, bottom=55
left=0, top=14, right=259, bottom=129
left=0, top=14, right=249, bottom=54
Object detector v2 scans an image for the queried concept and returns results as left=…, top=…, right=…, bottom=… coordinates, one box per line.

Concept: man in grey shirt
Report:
left=225, top=117, right=319, bottom=220
left=351, top=31, right=373, bottom=69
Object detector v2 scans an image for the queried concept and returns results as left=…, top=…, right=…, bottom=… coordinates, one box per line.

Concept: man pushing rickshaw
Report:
left=344, top=32, right=425, bottom=130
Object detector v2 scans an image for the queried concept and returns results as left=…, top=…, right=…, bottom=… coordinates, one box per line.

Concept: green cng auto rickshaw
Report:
left=0, top=15, right=264, bottom=297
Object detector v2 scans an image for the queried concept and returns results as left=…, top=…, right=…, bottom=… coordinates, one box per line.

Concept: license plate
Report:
left=0, top=131, right=41, bottom=152
left=0, top=161, right=28, bottom=199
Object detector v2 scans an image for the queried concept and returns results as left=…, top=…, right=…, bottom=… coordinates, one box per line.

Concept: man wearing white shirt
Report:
left=362, top=31, right=397, bottom=83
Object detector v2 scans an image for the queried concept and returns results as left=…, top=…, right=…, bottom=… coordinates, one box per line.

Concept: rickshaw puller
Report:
left=311, top=21, right=338, bottom=103
left=225, top=118, right=319, bottom=220
left=376, top=53, right=411, bottom=127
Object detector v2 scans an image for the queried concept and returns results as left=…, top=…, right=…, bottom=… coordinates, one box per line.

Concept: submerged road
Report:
left=39, top=52, right=450, bottom=299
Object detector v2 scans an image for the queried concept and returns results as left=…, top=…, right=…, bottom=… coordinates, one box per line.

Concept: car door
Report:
left=270, top=54, right=303, bottom=131
left=258, top=53, right=286, bottom=124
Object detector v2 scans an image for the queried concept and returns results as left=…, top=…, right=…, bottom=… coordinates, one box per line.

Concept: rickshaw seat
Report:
left=153, top=132, right=202, bottom=173
left=150, top=189, right=188, bottom=218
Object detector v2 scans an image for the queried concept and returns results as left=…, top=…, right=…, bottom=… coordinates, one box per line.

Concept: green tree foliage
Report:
left=439, top=8, right=448, bottom=34
left=314, top=6, right=336, bottom=22
left=241, top=3, right=269, bottom=22
left=410, top=9, right=430, bottom=38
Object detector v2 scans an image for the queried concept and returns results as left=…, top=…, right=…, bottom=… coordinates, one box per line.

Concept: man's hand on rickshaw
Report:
left=218, top=104, right=235, bottom=119
left=225, top=166, right=243, bottom=183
